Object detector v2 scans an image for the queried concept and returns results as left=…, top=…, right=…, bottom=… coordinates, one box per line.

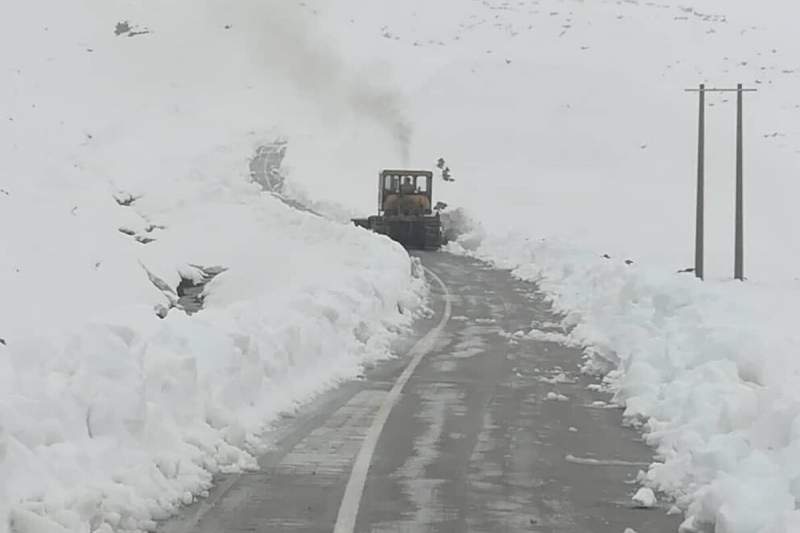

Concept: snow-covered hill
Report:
left=5, top=0, right=800, bottom=532
left=1, top=1, right=425, bottom=531
left=306, top=0, right=800, bottom=281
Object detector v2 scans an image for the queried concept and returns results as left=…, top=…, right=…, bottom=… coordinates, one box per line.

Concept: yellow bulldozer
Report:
left=352, top=169, right=443, bottom=250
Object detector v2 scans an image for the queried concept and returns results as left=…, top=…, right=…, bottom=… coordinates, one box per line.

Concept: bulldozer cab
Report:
left=352, top=168, right=442, bottom=250
left=379, top=170, right=433, bottom=215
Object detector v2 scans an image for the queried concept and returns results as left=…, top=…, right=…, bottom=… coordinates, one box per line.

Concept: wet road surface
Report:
left=161, top=252, right=680, bottom=533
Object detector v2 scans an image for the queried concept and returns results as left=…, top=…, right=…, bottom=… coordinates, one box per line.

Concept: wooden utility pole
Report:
left=684, top=84, right=756, bottom=281
left=734, top=84, right=745, bottom=281
left=694, top=84, right=706, bottom=280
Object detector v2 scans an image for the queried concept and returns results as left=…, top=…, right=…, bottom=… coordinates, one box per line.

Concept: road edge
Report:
left=332, top=265, right=452, bottom=533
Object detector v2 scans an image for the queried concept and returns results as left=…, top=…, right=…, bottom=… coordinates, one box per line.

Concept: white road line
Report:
left=333, top=266, right=452, bottom=533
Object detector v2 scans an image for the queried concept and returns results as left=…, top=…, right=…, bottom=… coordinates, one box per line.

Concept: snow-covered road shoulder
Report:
left=450, top=232, right=800, bottom=533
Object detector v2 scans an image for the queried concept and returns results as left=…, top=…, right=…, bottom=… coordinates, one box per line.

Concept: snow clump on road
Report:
left=632, top=487, right=657, bottom=508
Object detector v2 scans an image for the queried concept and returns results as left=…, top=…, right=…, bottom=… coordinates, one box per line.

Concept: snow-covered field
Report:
left=5, top=0, right=800, bottom=532
left=297, top=0, right=800, bottom=281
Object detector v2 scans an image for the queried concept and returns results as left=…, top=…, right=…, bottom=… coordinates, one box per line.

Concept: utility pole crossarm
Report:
left=684, top=88, right=758, bottom=92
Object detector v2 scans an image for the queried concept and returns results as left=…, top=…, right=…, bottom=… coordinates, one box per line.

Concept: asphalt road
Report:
left=160, top=252, right=680, bottom=533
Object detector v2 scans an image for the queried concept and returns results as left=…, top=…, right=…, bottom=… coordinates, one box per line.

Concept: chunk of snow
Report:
left=538, top=372, right=576, bottom=384
left=632, top=487, right=657, bottom=508
left=526, top=329, right=580, bottom=347
left=546, top=392, right=569, bottom=401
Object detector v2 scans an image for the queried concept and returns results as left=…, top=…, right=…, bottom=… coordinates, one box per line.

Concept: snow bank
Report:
left=1, top=195, right=424, bottom=533
left=0, top=1, right=427, bottom=531
left=452, top=232, right=800, bottom=533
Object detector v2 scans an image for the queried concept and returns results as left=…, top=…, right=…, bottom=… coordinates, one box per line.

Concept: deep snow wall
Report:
left=0, top=195, right=426, bottom=533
